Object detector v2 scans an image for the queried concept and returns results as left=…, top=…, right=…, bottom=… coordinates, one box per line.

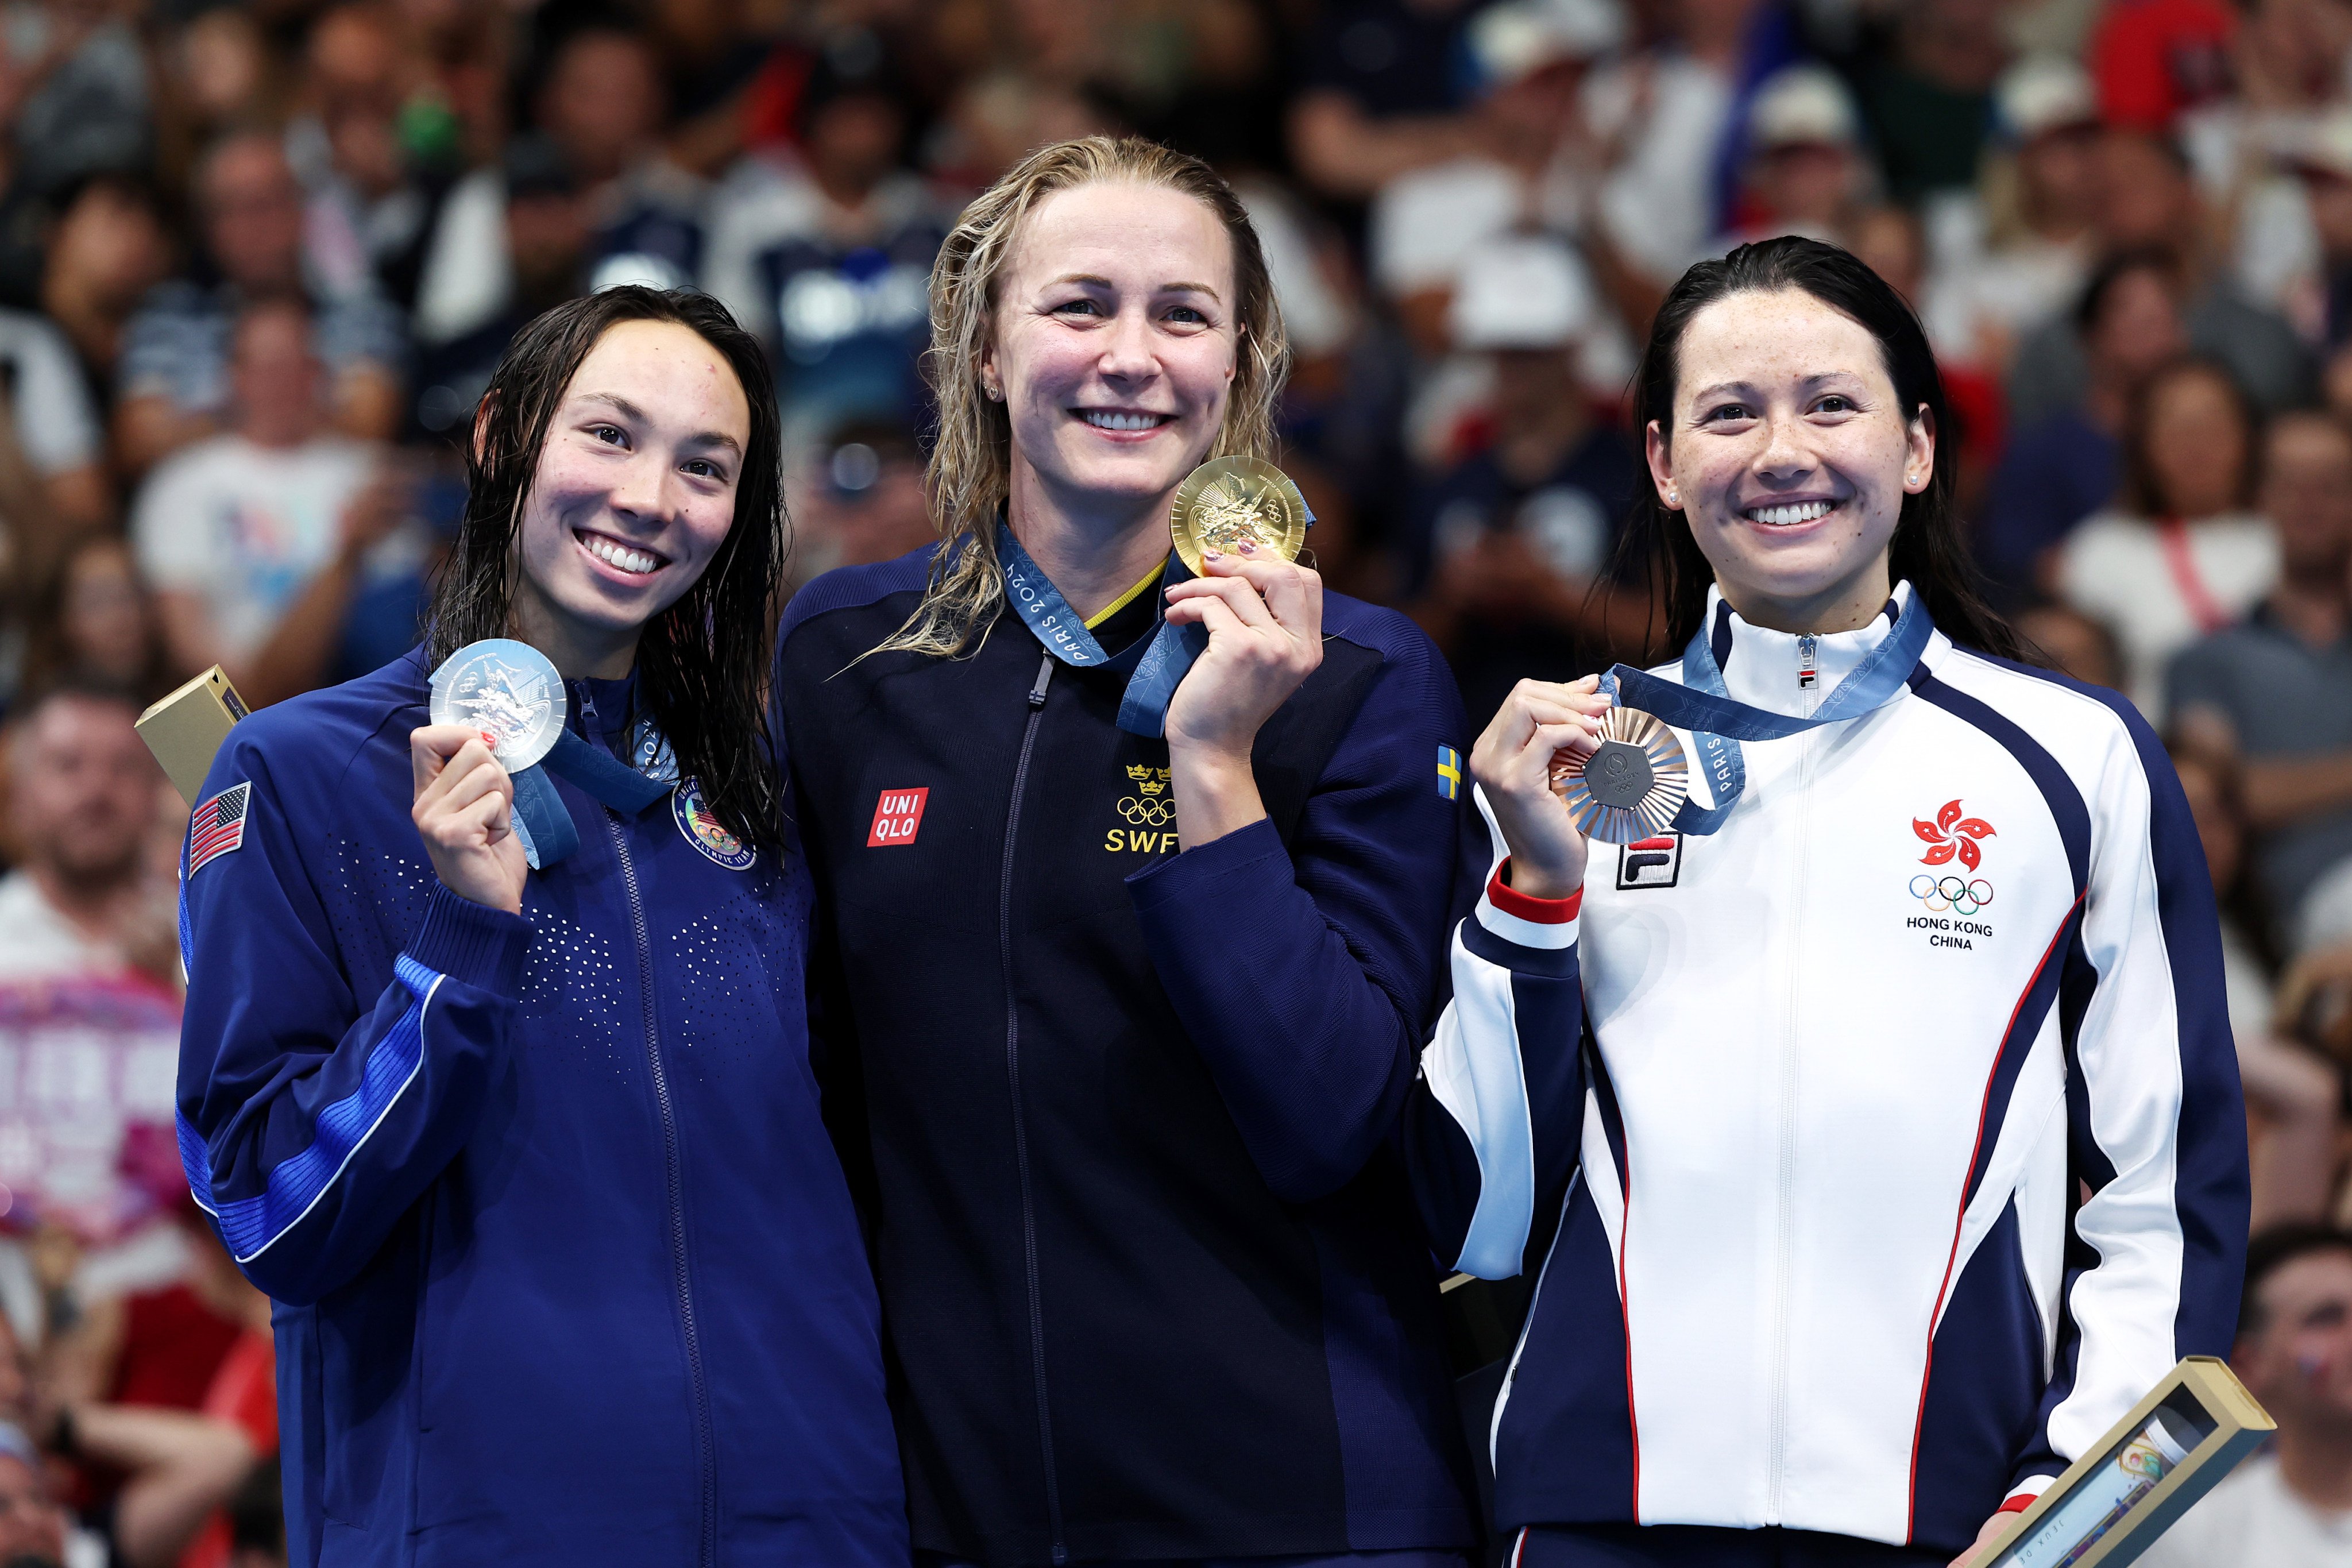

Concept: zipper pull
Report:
left=1028, top=650, right=1054, bottom=709
left=1797, top=635, right=1818, bottom=691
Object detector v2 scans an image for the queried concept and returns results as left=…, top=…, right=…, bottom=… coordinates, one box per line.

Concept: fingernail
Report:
left=1203, top=549, right=1222, bottom=561
left=1238, top=540, right=1256, bottom=554
left=480, top=731, right=497, bottom=748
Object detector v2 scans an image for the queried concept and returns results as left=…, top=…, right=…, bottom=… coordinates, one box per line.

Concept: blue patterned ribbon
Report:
left=997, top=522, right=1207, bottom=739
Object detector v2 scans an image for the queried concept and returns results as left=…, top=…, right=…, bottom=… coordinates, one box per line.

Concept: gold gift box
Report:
left=1986, top=1355, right=2274, bottom=1567
left=137, top=666, right=250, bottom=806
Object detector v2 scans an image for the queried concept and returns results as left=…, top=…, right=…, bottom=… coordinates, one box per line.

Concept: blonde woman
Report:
left=774, top=137, right=1501, bottom=1567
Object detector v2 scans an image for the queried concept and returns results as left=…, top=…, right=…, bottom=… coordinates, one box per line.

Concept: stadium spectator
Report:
left=2, top=0, right=152, bottom=201
left=2169, top=408, right=2352, bottom=937
left=1981, top=249, right=2187, bottom=600
left=1407, top=237, right=1641, bottom=719
left=2086, top=0, right=2237, bottom=132
left=291, top=4, right=439, bottom=312
left=36, top=176, right=169, bottom=396
left=406, top=134, right=589, bottom=440
left=1928, top=53, right=2101, bottom=372
left=2139, top=1226, right=2352, bottom=1566
left=1851, top=0, right=2011, bottom=203
left=1287, top=0, right=1492, bottom=199
left=20, top=538, right=173, bottom=708
left=783, top=420, right=932, bottom=592
left=114, top=130, right=404, bottom=474
left=0, top=683, right=186, bottom=1337
left=2173, top=746, right=2342, bottom=1229
left=131, top=299, right=422, bottom=708
left=2007, top=126, right=2315, bottom=424
left=2057, top=355, right=2274, bottom=713
left=701, top=37, right=942, bottom=441
left=1709, top=64, right=1871, bottom=259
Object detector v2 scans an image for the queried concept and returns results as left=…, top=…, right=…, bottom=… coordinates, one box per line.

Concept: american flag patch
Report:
left=188, top=782, right=251, bottom=875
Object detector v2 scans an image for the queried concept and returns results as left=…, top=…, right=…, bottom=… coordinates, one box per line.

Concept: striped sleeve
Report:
left=176, top=739, right=530, bottom=1306
left=2005, top=697, right=2249, bottom=1497
left=1406, top=787, right=1588, bottom=1279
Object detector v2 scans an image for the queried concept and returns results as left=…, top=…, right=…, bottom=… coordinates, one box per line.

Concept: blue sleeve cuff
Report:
left=1125, top=816, right=1289, bottom=913
left=404, top=885, right=531, bottom=997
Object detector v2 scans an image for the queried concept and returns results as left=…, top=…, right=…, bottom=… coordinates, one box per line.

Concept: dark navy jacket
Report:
left=774, top=546, right=1488, bottom=1567
left=175, top=650, right=907, bottom=1568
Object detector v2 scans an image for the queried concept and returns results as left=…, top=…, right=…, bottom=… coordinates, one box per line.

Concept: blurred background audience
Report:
left=0, top=0, right=2331, bottom=1558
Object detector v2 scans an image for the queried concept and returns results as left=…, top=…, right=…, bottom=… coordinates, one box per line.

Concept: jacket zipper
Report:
left=1764, top=723, right=1817, bottom=1520
left=1003, top=648, right=1066, bottom=1565
left=593, top=687, right=717, bottom=1568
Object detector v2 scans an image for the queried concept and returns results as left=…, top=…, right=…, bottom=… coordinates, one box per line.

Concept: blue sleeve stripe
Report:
left=1909, top=668, right=2091, bottom=894
left=183, top=955, right=445, bottom=1264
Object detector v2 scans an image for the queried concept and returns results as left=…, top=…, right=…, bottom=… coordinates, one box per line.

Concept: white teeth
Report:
left=1080, top=410, right=1164, bottom=431
left=582, top=535, right=661, bottom=574
left=1748, top=500, right=1835, bottom=526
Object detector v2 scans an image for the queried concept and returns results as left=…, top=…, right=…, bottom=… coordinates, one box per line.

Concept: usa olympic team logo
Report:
left=673, top=781, right=755, bottom=870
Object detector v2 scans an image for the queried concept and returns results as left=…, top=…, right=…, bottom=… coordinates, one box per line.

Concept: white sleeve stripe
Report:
left=1426, top=925, right=1538, bottom=1279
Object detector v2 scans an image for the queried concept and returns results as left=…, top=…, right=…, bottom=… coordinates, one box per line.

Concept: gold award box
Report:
left=1985, top=1356, right=2273, bottom=1568
left=137, top=666, right=250, bottom=806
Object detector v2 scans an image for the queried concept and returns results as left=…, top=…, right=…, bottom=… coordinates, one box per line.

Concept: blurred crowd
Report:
left=0, top=0, right=2340, bottom=1563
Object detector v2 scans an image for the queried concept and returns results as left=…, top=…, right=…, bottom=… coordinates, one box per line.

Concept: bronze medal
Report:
left=1549, top=706, right=1691, bottom=844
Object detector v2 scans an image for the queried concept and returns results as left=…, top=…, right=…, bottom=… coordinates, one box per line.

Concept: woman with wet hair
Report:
left=775, top=136, right=1503, bottom=1567
left=175, top=287, right=906, bottom=1566
left=1440, top=237, right=2247, bottom=1567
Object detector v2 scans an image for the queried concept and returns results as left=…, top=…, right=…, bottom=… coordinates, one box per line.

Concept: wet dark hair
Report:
left=2118, top=354, right=2260, bottom=517
left=1616, top=236, right=2023, bottom=661
left=425, top=286, right=785, bottom=851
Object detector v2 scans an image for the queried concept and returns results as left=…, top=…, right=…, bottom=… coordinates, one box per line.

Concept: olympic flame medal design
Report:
left=1169, top=456, right=1310, bottom=576
left=1548, top=706, right=1691, bottom=844
left=428, top=639, right=566, bottom=773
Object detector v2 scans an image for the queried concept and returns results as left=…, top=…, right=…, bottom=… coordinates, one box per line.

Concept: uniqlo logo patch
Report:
left=867, top=787, right=929, bottom=847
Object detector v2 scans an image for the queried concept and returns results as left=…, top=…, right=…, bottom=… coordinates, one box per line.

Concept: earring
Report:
left=1666, top=487, right=1679, bottom=507
left=984, top=384, right=1002, bottom=401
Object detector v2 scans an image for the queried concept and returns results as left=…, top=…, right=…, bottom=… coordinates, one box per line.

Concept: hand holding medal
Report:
left=1470, top=675, right=1612, bottom=899
left=410, top=639, right=563, bottom=915
left=1159, top=457, right=1323, bottom=762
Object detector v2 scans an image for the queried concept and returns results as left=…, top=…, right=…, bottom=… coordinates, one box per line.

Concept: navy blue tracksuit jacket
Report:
left=175, top=650, right=906, bottom=1567
left=775, top=546, right=1490, bottom=1566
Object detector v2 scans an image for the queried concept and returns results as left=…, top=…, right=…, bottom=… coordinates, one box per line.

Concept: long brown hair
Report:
left=873, top=135, right=1290, bottom=660
left=425, top=287, right=787, bottom=849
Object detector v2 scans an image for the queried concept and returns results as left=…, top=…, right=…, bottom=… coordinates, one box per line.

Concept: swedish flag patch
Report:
left=1436, top=745, right=1462, bottom=801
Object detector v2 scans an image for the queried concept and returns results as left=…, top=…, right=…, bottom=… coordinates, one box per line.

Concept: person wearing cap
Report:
left=1704, top=64, right=1870, bottom=262
left=1950, top=55, right=2104, bottom=362
left=1409, top=235, right=1642, bottom=721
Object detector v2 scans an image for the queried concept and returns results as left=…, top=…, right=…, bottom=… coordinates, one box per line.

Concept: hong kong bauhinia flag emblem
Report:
left=1914, top=798, right=1995, bottom=871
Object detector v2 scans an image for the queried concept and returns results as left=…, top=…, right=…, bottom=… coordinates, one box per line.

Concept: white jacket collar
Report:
left=1703, top=581, right=1915, bottom=719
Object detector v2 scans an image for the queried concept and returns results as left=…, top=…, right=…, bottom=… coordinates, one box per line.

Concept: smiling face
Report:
left=508, top=319, right=752, bottom=676
left=983, top=179, right=1239, bottom=521
left=1647, top=287, right=1932, bottom=632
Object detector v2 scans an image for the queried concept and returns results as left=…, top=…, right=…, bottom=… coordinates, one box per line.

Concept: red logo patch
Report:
left=868, top=787, right=929, bottom=847
left=1913, top=798, right=1995, bottom=871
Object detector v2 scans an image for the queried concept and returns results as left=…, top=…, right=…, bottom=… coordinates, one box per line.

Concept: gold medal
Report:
left=1549, top=707, right=1691, bottom=844
left=1170, top=456, right=1310, bottom=576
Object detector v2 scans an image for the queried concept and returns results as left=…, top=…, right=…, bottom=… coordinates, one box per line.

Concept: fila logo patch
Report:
left=1616, top=833, right=1682, bottom=890
left=188, top=782, right=251, bottom=875
left=868, top=787, right=929, bottom=847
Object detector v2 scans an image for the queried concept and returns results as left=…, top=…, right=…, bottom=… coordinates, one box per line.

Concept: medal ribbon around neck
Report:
left=1596, top=589, right=1936, bottom=835
left=996, top=522, right=1208, bottom=739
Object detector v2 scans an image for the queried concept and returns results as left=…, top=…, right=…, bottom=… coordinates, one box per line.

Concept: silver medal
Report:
left=429, top=639, right=566, bottom=772
left=1549, top=706, right=1691, bottom=844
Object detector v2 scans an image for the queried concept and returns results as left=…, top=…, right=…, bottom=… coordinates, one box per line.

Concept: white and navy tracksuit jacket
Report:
left=1420, top=584, right=2249, bottom=1558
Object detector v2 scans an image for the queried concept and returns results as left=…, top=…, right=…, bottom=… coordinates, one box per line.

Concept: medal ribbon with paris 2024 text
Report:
left=1600, top=587, right=1936, bottom=834
left=996, top=521, right=1207, bottom=739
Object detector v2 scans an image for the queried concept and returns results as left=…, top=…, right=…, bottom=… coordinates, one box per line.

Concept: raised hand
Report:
left=1161, top=542, right=1323, bottom=761
left=410, top=724, right=527, bottom=914
left=1469, top=676, right=1611, bottom=900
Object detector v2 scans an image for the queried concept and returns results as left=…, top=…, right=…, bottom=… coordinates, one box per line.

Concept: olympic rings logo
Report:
left=1119, top=796, right=1176, bottom=827
left=1910, top=874, right=1994, bottom=915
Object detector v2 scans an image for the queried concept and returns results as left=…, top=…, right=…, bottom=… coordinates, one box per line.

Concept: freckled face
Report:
left=985, top=180, right=1239, bottom=510
left=511, top=319, right=752, bottom=650
left=1648, top=288, right=1932, bottom=620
